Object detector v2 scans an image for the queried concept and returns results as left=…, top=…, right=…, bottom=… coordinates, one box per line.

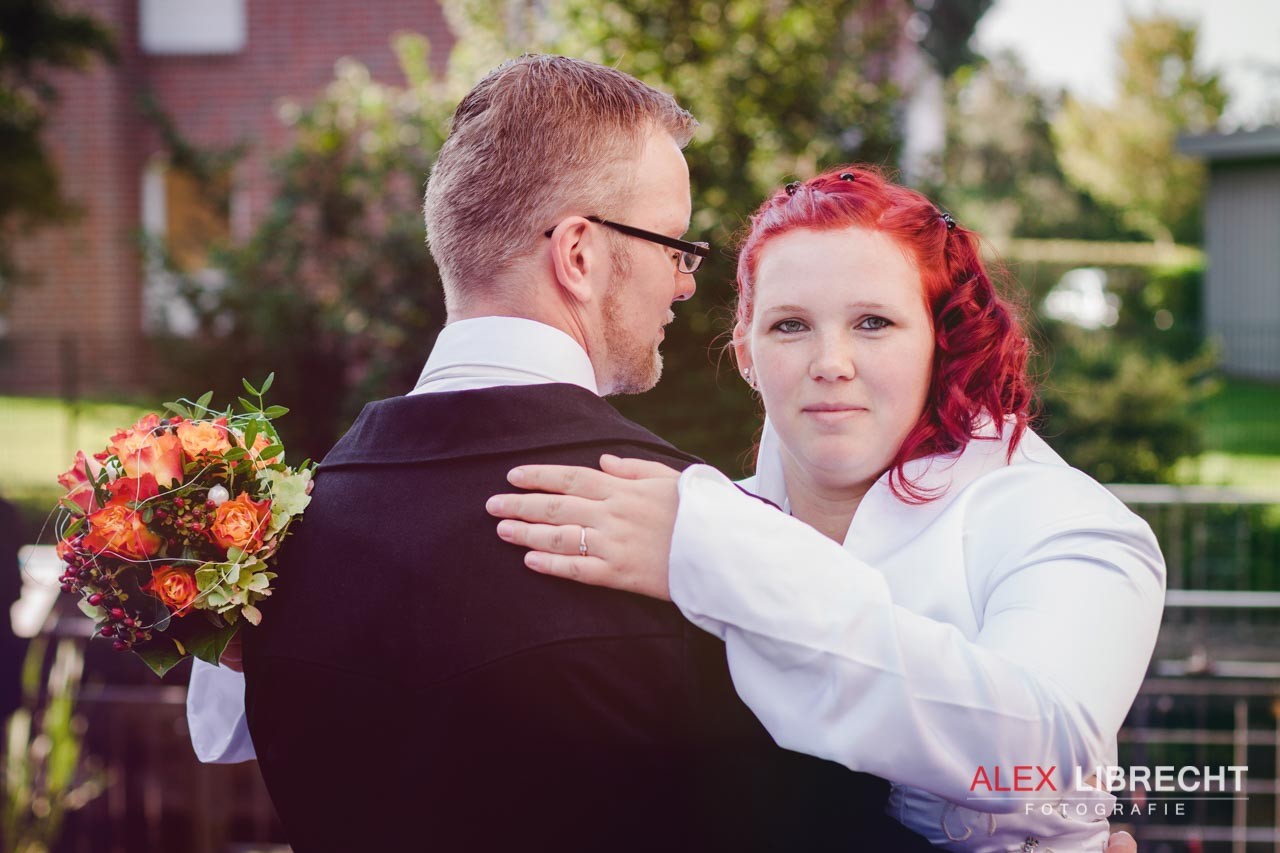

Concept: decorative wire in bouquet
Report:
left=49, top=374, right=315, bottom=676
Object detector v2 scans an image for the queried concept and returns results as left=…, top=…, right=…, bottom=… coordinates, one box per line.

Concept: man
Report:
left=188, top=55, right=1139, bottom=853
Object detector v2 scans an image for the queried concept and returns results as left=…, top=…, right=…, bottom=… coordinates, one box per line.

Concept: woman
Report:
left=486, top=166, right=1165, bottom=851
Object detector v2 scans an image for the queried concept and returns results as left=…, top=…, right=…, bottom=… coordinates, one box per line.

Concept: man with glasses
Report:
left=186, top=55, right=935, bottom=851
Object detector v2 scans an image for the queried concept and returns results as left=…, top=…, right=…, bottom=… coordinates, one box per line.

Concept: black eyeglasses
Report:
left=543, top=215, right=710, bottom=274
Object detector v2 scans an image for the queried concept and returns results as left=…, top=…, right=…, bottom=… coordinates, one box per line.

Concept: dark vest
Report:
left=244, top=384, right=933, bottom=852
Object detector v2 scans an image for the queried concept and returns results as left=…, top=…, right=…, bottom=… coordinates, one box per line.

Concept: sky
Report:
left=974, top=0, right=1280, bottom=128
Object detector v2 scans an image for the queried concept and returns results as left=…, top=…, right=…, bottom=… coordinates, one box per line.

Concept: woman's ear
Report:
left=732, top=321, right=755, bottom=387
left=548, top=217, right=600, bottom=305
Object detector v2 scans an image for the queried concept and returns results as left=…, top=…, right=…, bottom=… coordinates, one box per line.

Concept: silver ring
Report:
left=578, top=526, right=589, bottom=557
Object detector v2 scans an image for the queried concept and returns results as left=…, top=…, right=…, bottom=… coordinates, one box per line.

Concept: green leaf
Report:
left=195, top=390, right=215, bottom=413
left=195, top=566, right=221, bottom=592
left=237, top=396, right=260, bottom=413
left=57, top=497, right=85, bottom=517
left=164, top=401, right=194, bottom=420
left=241, top=378, right=260, bottom=396
left=134, top=642, right=185, bottom=678
left=243, top=418, right=260, bottom=450
left=223, top=447, right=248, bottom=461
left=226, top=546, right=245, bottom=563
left=259, top=372, right=275, bottom=395
left=246, top=572, right=271, bottom=592
left=62, top=517, right=85, bottom=538
left=262, top=405, right=290, bottom=419
left=256, top=444, right=283, bottom=461
left=224, top=562, right=242, bottom=586
left=183, top=621, right=239, bottom=667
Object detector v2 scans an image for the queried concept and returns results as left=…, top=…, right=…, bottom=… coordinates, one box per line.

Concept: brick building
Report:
left=1, top=0, right=452, bottom=397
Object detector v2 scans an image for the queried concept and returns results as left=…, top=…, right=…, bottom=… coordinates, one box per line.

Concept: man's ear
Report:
left=732, top=321, right=754, bottom=383
left=548, top=217, right=602, bottom=305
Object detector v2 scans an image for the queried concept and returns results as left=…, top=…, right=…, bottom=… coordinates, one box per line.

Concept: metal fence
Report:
left=1112, top=485, right=1280, bottom=852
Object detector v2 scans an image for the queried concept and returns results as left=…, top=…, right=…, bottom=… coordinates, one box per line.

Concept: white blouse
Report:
left=669, top=418, right=1166, bottom=852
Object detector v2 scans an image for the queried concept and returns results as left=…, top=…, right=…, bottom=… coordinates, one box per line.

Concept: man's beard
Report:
left=602, top=244, right=663, bottom=395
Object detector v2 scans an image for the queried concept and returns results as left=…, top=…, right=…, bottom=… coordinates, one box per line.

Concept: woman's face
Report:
left=737, top=226, right=936, bottom=493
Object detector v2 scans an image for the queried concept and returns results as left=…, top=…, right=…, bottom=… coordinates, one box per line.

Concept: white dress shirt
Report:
left=185, top=317, right=599, bottom=763
left=669, top=416, right=1167, bottom=851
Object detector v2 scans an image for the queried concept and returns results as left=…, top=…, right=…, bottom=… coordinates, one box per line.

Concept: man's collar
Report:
left=414, top=316, right=599, bottom=395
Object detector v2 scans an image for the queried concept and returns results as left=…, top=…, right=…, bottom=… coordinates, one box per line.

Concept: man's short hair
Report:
left=423, top=55, right=696, bottom=307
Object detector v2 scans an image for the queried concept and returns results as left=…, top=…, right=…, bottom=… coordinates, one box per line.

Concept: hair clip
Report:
left=940, top=211, right=956, bottom=231
left=784, top=181, right=801, bottom=196
left=839, top=172, right=856, bottom=182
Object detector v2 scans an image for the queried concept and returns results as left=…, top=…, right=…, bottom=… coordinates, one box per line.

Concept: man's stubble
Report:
left=601, top=240, right=665, bottom=395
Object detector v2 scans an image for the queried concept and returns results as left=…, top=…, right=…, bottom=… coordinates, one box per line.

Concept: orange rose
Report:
left=177, top=418, right=232, bottom=460
left=104, top=472, right=160, bottom=505
left=57, top=450, right=103, bottom=514
left=209, top=492, right=272, bottom=553
left=145, top=565, right=198, bottom=616
left=83, top=501, right=163, bottom=561
left=105, top=414, right=184, bottom=487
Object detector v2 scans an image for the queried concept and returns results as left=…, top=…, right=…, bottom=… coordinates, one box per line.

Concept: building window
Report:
left=142, top=158, right=232, bottom=336
left=139, top=0, right=246, bottom=56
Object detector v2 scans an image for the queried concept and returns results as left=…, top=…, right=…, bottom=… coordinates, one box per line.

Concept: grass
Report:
left=1199, top=377, right=1280, bottom=456
left=1176, top=377, right=1280, bottom=490
left=1, top=396, right=150, bottom=541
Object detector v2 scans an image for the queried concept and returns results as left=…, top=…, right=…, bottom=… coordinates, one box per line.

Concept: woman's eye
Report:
left=858, top=316, right=892, bottom=331
left=774, top=319, right=807, bottom=334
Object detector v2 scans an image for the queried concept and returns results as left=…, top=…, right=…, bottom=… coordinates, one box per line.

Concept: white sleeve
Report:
left=186, top=658, right=257, bottom=763
left=668, top=464, right=1165, bottom=811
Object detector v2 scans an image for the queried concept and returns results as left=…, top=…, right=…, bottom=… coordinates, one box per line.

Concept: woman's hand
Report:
left=485, top=454, right=682, bottom=600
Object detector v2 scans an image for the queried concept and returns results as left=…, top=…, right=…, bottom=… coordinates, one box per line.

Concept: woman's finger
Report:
left=599, top=454, right=682, bottom=481
left=1104, top=831, right=1136, bottom=853
left=496, top=519, right=606, bottom=558
left=524, top=550, right=669, bottom=600
left=486, top=492, right=599, bottom=526
left=506, top=464, right=616, bottom=499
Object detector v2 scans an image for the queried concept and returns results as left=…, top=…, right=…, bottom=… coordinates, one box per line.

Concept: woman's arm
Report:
left=668, top=464, right=1165, bottom=810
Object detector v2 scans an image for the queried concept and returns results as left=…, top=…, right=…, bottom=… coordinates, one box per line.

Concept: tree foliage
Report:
left=930, top=51, right=1139, bottom=241
left=157, top=37, right=452, bottom=461
left=0, top=0, right=114, bottom=289
left=1052, top=14, right=1227, bottom=244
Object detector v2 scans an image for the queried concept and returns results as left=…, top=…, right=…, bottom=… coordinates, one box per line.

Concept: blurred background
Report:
left=0, top=0, right=1277, bottom=850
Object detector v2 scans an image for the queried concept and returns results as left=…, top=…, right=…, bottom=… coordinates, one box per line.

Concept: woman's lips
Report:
left=802, top=405, right=866, bottom=424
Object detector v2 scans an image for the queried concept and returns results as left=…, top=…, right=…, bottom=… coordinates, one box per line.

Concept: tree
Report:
left=913, top=0, right=993, bottom=78
left=0, top=0, right=114, bottom=289
left=929, top=51, right=1138, bottom=241
left=157, top=37, right=453, bottom=462
left=1052, top=14, right=1227, bottom=244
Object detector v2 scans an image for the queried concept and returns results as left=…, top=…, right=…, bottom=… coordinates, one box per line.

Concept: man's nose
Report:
left=673, top=272, right=696, bottom=303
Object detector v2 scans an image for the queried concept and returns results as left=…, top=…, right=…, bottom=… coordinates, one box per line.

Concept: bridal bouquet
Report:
left=51, top=375, right=315, bottom=676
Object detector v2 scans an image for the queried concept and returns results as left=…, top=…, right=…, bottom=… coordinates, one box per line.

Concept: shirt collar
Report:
left=413, top=316, right=600, bottom=396
left=751, top=412, right=1041, bottom=511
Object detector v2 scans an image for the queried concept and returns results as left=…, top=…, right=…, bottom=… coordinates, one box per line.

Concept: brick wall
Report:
left=1, top=0, right=452, bottom=397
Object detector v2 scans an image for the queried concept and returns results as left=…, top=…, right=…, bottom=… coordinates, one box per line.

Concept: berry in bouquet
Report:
left=50, top=374, right=315, bottom=676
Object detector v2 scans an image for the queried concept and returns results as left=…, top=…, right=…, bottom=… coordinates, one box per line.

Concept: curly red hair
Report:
left=735, top=165, right=1034, bottom=503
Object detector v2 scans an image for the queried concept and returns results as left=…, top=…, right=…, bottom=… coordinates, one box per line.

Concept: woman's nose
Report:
left=808, top=337, right=856, bottom=381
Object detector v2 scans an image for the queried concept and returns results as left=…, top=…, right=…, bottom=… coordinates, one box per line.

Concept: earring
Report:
left=742, top=367, right=754, bottom=387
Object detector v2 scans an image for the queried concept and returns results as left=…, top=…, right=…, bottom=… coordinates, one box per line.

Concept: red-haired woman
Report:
left=488, top=166, right=1164, bottom=851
